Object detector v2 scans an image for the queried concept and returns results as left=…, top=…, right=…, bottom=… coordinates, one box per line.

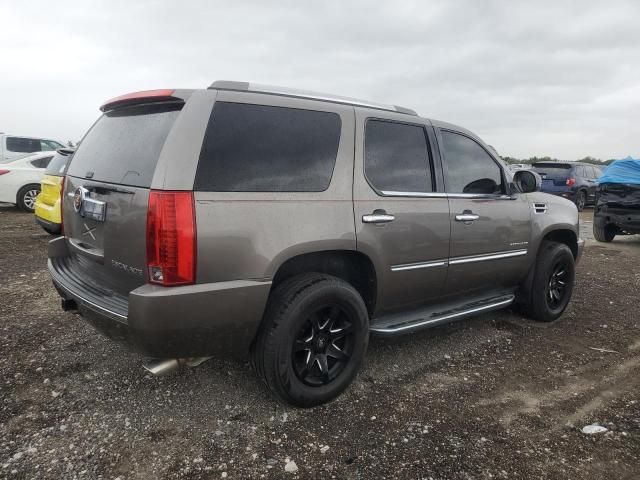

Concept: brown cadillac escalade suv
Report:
left=48, top=81, right=584, bottom=406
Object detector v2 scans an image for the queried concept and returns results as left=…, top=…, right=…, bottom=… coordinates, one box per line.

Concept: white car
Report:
left=0, top=151, right=56, bottom=211
left=0, top=134, right=65, bottom=163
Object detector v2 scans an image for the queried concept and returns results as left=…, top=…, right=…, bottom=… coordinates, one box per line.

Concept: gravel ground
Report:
left=1, top=206, right=639, bottom=479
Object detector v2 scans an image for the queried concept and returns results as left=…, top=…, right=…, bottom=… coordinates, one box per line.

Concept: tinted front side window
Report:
left=364, top=120, right=432, bottom=193
left=6, top=137, right=41, bottom=153
left=195, top=102, right=341, bottom=192
left=441, top=131, right=503, bottom=194
left=67, top=103, right=181, bottom=188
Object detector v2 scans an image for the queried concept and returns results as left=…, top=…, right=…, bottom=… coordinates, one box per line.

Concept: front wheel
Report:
left=252, top=273, right=369, bottom=407
left=17, top=184, right=41, bottom=212
left=521, top=241, right=575, bottom=322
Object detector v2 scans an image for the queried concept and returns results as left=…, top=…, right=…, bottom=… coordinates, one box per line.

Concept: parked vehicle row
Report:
left=593, top=157, right=640, bottom=242
left=0, top=151, right=56, bottom=212
left=34, top=148, right=75, bottom=234
left=0, top=133, right=64, bottom=163
left=44, top=81, right=583, bottom=407
left=531, top=161, right=604, bottom=211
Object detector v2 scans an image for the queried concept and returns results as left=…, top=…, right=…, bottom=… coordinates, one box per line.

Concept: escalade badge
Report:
left=71, top=186, right=107, bottom=222
left=73, top=186, right=88, bottom=213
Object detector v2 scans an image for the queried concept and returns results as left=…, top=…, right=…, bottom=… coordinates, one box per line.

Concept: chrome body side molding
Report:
left=390, top=249, right=528, bottom=271
left=391, top=259, right=448, bottom=272
left=448, top=249, right=527, bottom=265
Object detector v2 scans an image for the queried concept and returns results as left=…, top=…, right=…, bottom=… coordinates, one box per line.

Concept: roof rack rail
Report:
left=208, top=80, right=418, bottom=116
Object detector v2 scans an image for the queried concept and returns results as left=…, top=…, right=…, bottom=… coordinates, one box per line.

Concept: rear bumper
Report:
left=543, top=189, right=576, bottom=202
left=594, top=210, right=640, bottom=234
left=35, top=215, right=61, bottom=234
left=47, top=237, right=271, bottom=359
left=34, top=200, right=61, bottom=225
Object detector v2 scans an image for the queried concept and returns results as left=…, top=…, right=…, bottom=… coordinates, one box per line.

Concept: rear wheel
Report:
left=521, top=241, right=575, bottom=322
left=252, top=273, right=369, bottom=407
left=575, top=190, right=586, bottom=211
left=593, top=223, right=616, bottom=242
left=17, top=184, right=40, bottom=212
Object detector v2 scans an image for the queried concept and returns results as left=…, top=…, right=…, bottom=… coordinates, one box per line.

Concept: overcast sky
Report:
left=1, top=1, right=638, bottom=159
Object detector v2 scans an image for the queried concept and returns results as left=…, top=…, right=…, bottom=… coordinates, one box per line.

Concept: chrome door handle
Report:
left=362, top=211, right=395, bottom=224
left=455, top=213, right=479, bottom=222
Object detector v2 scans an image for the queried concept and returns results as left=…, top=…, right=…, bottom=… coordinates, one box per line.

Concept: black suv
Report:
left=532, top=162, right=603, bottom=211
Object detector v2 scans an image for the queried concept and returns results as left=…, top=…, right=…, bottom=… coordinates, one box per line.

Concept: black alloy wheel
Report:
left=518, top=240, right=575, bottom=322
left=546, top=260, right=570, bottom=310
left=252, top=273, right=369, bottom=407
left=292, top=305, right=354, bottom=386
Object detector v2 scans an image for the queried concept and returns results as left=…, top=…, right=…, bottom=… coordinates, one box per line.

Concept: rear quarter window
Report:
left=30, top=156, right=53, bottom=169
left=194, top=102, right=341, bottom=192
left=45, top=152, right=72, bottom=175
left=67, top=103, right=182, bottom=188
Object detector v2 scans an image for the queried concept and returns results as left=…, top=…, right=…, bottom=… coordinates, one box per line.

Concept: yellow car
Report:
left=35, top=148, right=74, bottom=235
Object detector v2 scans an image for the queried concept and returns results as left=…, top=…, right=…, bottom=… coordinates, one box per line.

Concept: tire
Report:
left=252, top=273, right=369, bottom=407
left=593, top=223, right=616, bottom=242
left=16, top=184, right=41, bottom=212
left=43, top=226, right=59, bottom=236
left=575, top=190, right=586, bottom=212
left=521, top=241, right=575, bottom=322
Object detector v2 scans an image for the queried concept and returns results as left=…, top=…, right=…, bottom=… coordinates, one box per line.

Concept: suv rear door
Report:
left=436, top=127, right=531, bottom=296
left=354, top=110, right=450, bottom=313
left=62, top=97, right=187, bottom=301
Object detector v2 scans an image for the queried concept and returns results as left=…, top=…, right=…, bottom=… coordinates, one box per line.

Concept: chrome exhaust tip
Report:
left=143, top=358, right=180, bottom=376
left=142, top=357, right=212, bottom=376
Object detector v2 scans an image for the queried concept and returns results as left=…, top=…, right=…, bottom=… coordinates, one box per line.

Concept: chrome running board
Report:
left=370, top=293, right=515, bottom=335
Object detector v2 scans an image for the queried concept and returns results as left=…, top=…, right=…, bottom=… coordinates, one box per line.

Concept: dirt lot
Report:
left=1, top=206, right=639, bottom=479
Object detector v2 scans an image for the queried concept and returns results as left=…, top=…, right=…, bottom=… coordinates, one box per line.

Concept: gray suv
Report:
left=48, top=81, right=584, bottom=407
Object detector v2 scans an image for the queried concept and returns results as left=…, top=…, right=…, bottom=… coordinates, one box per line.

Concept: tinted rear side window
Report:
left=195, top=102, right=341, bottom=192
left=45, top=152, right=72, bottom=175
left=67, top=103, right=181, bottom=188
left=364, top=120, right=433, bottom=193
left=6, top=137, right=41, bottom=153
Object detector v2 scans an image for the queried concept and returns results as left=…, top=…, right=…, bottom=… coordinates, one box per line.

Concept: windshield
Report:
left=67, top=103, right=182, bottom=188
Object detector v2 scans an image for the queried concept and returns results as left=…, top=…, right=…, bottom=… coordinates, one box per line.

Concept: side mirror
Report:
left=513, top=170, right=541, bottom=193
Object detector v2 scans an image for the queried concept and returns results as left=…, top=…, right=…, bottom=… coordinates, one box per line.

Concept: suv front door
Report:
left=354, top=110, right=450, bottom=313
left=436, top=128, right=531, bottom=296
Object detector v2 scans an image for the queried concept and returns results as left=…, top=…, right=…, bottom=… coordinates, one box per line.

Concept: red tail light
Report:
left=566, top=178, right=576, bottom=187
left=146, top=191, right=196, bottom=286
left=0, top=169, right=10, bottom=175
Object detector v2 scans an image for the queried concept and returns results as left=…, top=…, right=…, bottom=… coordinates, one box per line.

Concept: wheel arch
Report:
left=540, top=227, right=579, bottom=259
left=269, top=250, right=378, bottom=316
left=517, top=226, right=578, bottom=306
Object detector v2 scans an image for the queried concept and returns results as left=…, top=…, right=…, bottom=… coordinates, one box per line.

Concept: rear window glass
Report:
left=6, top=137, right=41, bottom=153
left=195, top=102, right=341, bottom=192
left=532, top=163, right=572, bottom=174
left=45, top=151, right=72, bottom=175
left=67, top=103, right=181, bottom=188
